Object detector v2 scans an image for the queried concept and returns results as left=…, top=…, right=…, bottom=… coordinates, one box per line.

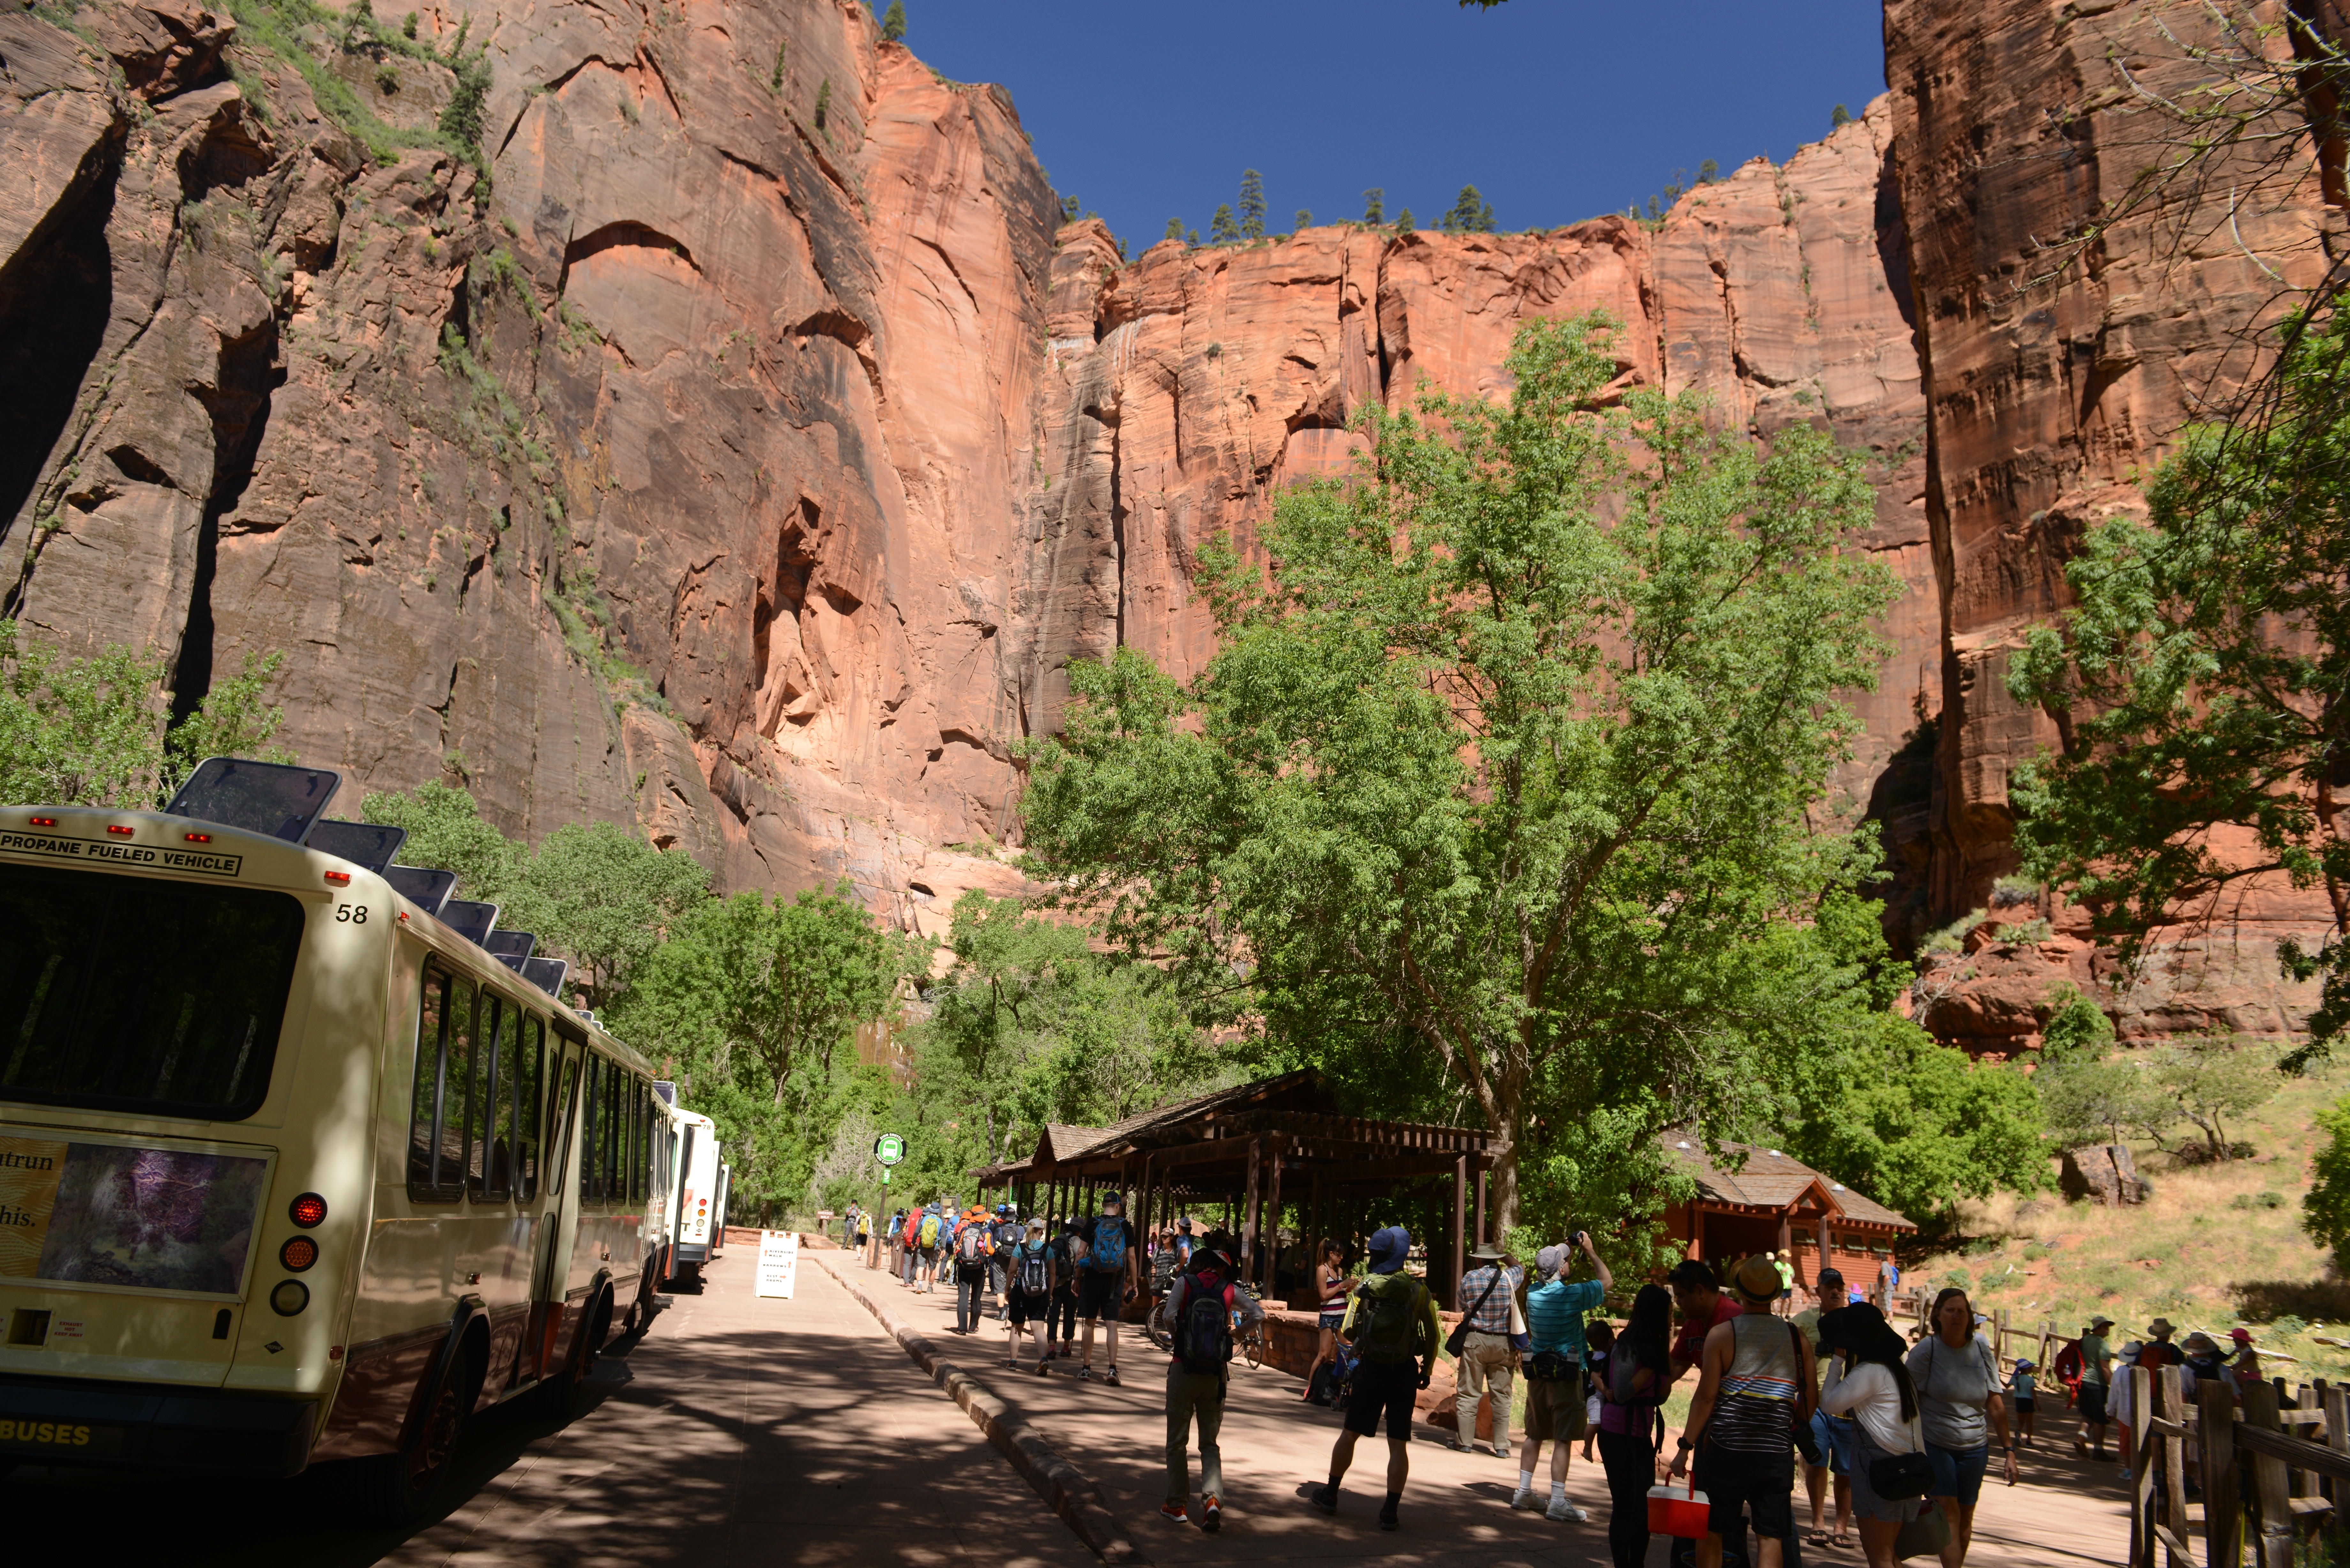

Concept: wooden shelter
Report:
left=968, top=1071, right=1498, bottom=1308
left=1659, top=1138, right=1915, bottom=1297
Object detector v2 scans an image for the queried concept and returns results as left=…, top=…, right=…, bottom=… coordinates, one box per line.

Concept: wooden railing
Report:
left=2124, top=1363, right=2348, bottom=1565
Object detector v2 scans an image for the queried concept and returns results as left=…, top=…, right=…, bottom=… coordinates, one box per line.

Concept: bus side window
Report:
left=581, top=1055, right=603, bottom=1203
left=631, top=1077, right=648, bottom=1203
left=605, top=1062, right=624, bottom=1202
left=640, top=1080, right=655, bottom=1202
left=515, top=1015, right=543, bottom=1201
left=406, top=971, right=449, bottom=1195
left=442, top=976, right=479, bottom=1198
left=481, top=995, right=513, bottom=1201
left=464, top=986, right=496, bottom=1199
left=546, top=1045, right=578, bottom=1197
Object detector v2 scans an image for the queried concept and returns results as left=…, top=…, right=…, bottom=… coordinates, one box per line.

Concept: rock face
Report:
left=0, top=0, right=2332, bottom=1036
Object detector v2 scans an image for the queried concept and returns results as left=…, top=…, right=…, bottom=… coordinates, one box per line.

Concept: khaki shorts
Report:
left=1523, top=1366, right=1587, bottom=1442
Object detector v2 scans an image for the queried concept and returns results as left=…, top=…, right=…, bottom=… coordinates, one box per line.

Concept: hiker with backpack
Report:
left=990, top=1204, right=1023, bottom=1316
left=1077, top=1191, right=1142, bottom=1386
left=1516, top=1230, right=1613, bottom=1522
left=1311, top=1224, right=1444, bottom=1532
left=1046, top=1218, right=1084, bottom=1359
left=952, top=1205, right=996, bottom=1333
left=1008, top=1217, right=1057, bottom=1372
left=915, top=1203, right=945, bottom=1293
left=1158, top=1229, right=1260, bottom=1531
left=899, top=1207, right=921, bottom=1285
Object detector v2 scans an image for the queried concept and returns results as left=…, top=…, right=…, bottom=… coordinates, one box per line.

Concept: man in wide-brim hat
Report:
left=2074, top=1314, right=2117, bottom=1460
left=1451, top=1241, right=1523, bottom=1460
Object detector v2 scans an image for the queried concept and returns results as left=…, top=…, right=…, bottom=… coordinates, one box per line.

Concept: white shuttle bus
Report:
left=0, top=760, right=670, bottom=1519
left=654, top=1096, right=721, bottom=1287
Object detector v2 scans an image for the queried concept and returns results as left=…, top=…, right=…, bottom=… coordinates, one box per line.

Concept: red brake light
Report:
left=107, top=825, right=134, bottom=837
left=28, top=816, right=56, bottom=827
left=289, top=1193, right=328, bottom=1228
left=324, top=870, right=350, bottom=885
left=184, top=832, right=211, bottom=843
left=280, top=1236, right=318, bottom=1271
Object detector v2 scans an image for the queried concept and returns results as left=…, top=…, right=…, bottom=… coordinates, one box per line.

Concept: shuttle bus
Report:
left=655, top=1099, right=720, bottom=1287
left=0, top=762, right=671, bottom=1519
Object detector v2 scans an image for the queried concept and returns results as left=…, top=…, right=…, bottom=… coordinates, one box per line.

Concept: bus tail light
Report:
left=184, top=832, right=211, bottom=843
left=289, top=1193, right=328, bottom=1228
left=323, top=870, right=350, bottom=885
left=269, top=1280, right=309, bottom=1316
left=106, top=825, right=134, bottom=836
left=28, top=816, right=56, bottom=827
left=280, top=1236, right=318, bottom=1271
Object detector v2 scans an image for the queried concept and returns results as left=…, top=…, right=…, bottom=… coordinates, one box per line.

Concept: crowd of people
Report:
left=845, top=1197, right=2137, bottom=1557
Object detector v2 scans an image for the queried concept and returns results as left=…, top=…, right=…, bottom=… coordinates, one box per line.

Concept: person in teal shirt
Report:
left=1516, top=1231, right=1613, bottom=1522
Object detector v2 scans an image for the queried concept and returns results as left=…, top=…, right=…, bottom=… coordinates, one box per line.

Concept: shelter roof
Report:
left=1666, top=1138, right=1914, bottom=1232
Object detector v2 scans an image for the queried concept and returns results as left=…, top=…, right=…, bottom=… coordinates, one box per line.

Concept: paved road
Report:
left=0, top=1244, right=2130, bottom=1568
left=0, top=1251, right=1095, bottom=1568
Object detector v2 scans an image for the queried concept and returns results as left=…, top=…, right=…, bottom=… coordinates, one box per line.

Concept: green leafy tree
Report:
left=1441, top=183, right=1497, bottom=232
left=1164, top=216, right=1185, bottom=241
left=1397, top=207, right=1414, bottom=233
left=1831, top=103, right=1852, bottom=128
left=1788, top=1011, right=2049, bottom=1235
left=1209, top=203, right=1239, bottom=243
left=1018, top=311, right=1902, bottom=1233
left=814, top=77, right=832, bottom=129
left=1237, top=169, right=1266, bottom=239
left=0, top=621, right=287, bottom=808
left=436, top=47, right=491, bottom=147
left=2304, top=1091, right=2350, bottom=1273
left=1061, top=193, right=1082, bottom=224
left=1698, top=158, right=1719, bottom=183
left=2030, top=984, right=2172, bottom=1147
left=881, top=0, right=906, bottom=42
left=1363, top=188, right=1386, bottom=223
left=2006, top=304, right=2350, bottom=1064
left=2154, top=1035, right=2278, bottom=1159
left=1295, top=208, right=1312, bottom=230
left=518, top=821, right=709, bottom=1008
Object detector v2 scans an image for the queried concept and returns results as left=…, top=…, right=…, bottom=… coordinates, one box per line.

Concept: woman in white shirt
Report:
left=1819, top=1303, right=1927, bottom=1568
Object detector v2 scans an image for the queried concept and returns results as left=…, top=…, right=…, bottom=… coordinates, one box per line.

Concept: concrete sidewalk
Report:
left=830, top=1252, right=2131, bottom=1568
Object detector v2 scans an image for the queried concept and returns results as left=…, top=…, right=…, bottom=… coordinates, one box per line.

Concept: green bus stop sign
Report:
left=875, top=1133, right=905, bottom=1166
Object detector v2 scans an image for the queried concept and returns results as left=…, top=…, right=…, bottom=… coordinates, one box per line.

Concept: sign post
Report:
left=754, top=1229, right=799, bottom=1299
left=875, top=1133, right=904, bottom=1189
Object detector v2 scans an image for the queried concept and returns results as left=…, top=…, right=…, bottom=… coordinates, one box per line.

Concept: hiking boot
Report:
left=1104, top=1366, right=1121, bottom=1388
left=1493, top=1443, right=1511, bottom=1459
left=1378, top=1497, right=1399, bottom=1531
left=1160, top=1501, right=1189, bottom=1525
left=1446, top=1436, right=1473, bottom=1453
left=1309, top=1482, right=1338, bottom=1515
left=1511, top=1488, right=1540, bottom=1511
left=1546, top=1498, right=1587, bottom=1523
left=1201, top=1496, right=1222, bottom=1533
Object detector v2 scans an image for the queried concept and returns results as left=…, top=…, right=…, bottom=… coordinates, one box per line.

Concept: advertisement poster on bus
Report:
left=0, top=1133, right=267, bottom=1293
left=754, top=1230, right=798, bottom=1299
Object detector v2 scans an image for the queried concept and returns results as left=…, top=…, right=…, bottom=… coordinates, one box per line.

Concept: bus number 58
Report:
left=335, top=904, right=368, bottom=923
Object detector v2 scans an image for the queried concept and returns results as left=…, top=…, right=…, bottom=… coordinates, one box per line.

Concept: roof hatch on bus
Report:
left=305, top=819, right=407, bottom=873
left=383, top=865, right=457, bottom=915
left=163, top=758, right=341, bottom=844
left=440, top=900, right=498, bottom=945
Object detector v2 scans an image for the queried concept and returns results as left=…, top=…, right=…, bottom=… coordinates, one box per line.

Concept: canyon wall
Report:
left=0, top=0, right=2331, bottom=1041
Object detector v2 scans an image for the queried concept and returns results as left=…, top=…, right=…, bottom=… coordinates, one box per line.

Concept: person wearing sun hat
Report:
left=1669, top=1254, right=1816, bottom=1568
left=2226, top=1326, right=2263, bottom=1391
left=2139, top=1317, right=2181, bottom=1372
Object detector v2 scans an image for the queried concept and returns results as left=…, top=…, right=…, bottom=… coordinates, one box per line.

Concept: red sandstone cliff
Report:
left=0, top=0, right=2333, bottom=1043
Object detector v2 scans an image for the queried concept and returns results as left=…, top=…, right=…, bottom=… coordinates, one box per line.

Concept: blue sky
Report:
left=898, top=1, right=1889, bottom=248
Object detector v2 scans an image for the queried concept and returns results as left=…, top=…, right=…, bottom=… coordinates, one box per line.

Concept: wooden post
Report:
left=2127, top=1365, right=2155, bottom=1568
left=1310, top=1171, right=1323, bottom=1263
left=2242, top=1379, right=2294, bottom=1568
left=2160, top=1366, right=2192, bottom=1568
left=1265, top=1142, right=1285, bottom=1306
left=1475, top=1166, right=1488, bottom=1248
left=2200, top=1374, right=2242, bottom=1567
left=1242, top=1136, right=1262, bottom=1287
left=1994, top=1308, right=2010, bottom=1368
left=1450, top=1154, right=1469, bottom=1310
left=2325, top=1380, right=2348, bottom=1510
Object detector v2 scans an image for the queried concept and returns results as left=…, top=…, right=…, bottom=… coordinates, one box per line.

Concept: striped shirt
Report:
left=1456, top=1263, right=1522, bottom=1334
left=1710, top=1314, right=1802, bottom=1454
left=1527, top=1277, right=1606, bottom=1357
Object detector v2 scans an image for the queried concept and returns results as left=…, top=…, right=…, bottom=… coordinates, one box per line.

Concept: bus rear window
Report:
left=0, top=862, right=305, bottom=1120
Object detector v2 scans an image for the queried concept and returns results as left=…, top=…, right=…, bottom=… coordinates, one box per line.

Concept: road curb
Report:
left=810, top=1254, right=1150, bottom=1567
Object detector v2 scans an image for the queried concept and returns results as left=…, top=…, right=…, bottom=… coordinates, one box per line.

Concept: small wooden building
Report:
left=968, top=1071, right=1498, bottom=1308
left=1660, top=1139, right=1914, bottom=1298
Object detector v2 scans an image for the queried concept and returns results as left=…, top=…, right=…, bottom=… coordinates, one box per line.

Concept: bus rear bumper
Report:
left=0, top=1374, right=317, bottom=1477
left=675, top=1242, right=710, bottom=1265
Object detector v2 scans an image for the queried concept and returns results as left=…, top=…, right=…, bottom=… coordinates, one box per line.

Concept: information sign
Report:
left=754, top=1230, right=799, bottom=1299
left=874, top=1134, right=905, bottom=1166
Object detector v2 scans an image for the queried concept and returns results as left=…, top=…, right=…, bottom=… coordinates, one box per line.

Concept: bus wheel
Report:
left=379, top=1361, right=469, bottom=1525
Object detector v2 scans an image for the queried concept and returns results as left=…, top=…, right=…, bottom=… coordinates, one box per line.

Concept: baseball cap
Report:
left=1536, top=1244, right=1566, bottom=1277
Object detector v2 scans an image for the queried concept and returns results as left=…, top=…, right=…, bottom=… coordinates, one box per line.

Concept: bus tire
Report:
left=376, top=1336, right=479, bottom=1526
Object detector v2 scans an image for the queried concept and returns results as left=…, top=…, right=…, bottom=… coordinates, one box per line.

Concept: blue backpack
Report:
left=1089, top=1214, right=1130, bottom=1273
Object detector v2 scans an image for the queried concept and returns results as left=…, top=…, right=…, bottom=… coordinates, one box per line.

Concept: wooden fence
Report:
left=2125, top=1362, right=2350, bottom=1565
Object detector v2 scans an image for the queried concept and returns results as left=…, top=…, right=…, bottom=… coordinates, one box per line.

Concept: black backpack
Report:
left=1017, top=1241, right=1050, bottom=1296
left=1175, top=1274, right=1235, bottom=1375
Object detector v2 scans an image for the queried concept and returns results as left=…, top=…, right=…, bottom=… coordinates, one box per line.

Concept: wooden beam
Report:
left=1449, top=1154, right=1467, bottom=1311
left=2233, top=1418, right=2350, bottom=1485
left=1266, top=1144, right=1285, bottom=1305
left=1242, top=1136, right=1262, bottom=1285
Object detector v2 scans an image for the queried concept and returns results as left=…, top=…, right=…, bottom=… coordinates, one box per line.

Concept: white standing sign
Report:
left=755, top=1229, right=799, bottom=1299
